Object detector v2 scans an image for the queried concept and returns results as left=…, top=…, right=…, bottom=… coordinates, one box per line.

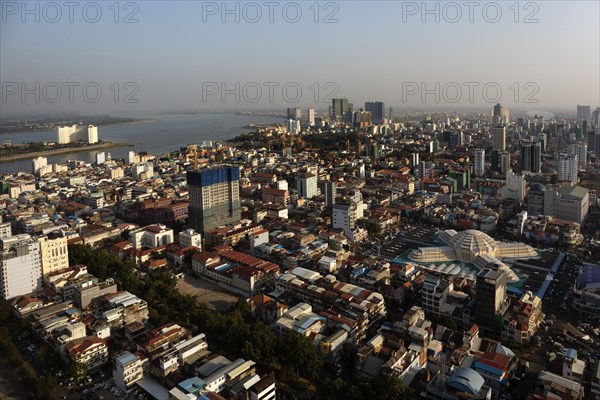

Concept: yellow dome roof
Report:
left=449, top=230, right=498, bottom=262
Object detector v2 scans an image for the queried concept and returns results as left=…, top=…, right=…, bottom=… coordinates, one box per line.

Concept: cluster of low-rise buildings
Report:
left=2, top=104, right=600, bottom=399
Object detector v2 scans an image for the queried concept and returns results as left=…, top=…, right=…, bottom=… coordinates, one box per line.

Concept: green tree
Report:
left=65, top=361, right=87, bottom=381
left=35, top=376, right=59, bottom=400
left=278, top=334, right=323, bottom=380
left=373, top=375, right=411, bottom=400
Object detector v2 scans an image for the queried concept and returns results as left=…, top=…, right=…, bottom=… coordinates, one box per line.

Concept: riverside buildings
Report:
left=57, top=124, right=99, bottom=144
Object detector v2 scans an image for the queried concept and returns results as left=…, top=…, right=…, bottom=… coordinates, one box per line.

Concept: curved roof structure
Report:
left=408, top=229, right=537, bottom=283
left=448, top=230, right=499, bottom=263
left=447, top=368, right=485, bottom=395
left=530, top=183, right=546, bottom=192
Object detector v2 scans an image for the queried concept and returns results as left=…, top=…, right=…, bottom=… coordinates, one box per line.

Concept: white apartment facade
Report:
left=179, top=229, right=202, bottom=248
left=295, top=173, right=318, bottom=199
left=558, top=153, right=578, bottom=185
left=474, top=149, right=485, bottom=177
left=0, top=235, right=42, bottom=300
left=57, top=124, right=98, bottom=144
left=113, top=351, right=148, bottom=392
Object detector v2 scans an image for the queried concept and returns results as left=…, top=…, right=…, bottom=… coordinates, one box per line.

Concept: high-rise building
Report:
left=578, top=120, right=589, bottom=142
left=411, top=153, right=419, bottom=168
left=332, top=199, right=357, bottom=239
left=285, top=119, right=300, bottom=134
left=521, top=140, right=542, bottom=174
left=476, top=268, right=507, bottom=335
left=32, top=156, right=48, bottom=174
left=1, top=234, right=42, bottom=300
left=307, top=108, right=315, bottom=127
left=558, top=153, right=578, bottom=185
left=500, top=151, right=511, bottom=174
left=331, top=98, right=353, bottom=121
left=588, top=128, right=600, bottom=156
left=57, top=124, right=98, bottom=144
left=87, top=125, right=98, bottom=143
left=491, top=150, right=500, bottom=172
left=577, top=105, right=591, bottom=124
left=492, top=125, right=506, bottom=151
left=96, top=152, right=106, bottom=165
left=295, top=173, right=318, bottom=199
left=571, top=143, right=587, bottom=169
left=57, top=125, right=77, bottom=143
left=322, top=181, right=337, bottom=207
left=287, top=107, right=301, bottom=120
left=449, top=169, right=470, bottom=190
left=527, top=184, right=553, bottom=217
left=353, top=110, right=372, bottom=127
left=499, top=170, right=526, bottom=203
left=128, top=151, right=137, bottom=164
left=187, top=166, right=241, bottom=233
left=332, top=196, right=364, bottom=241
left=448, top=131, right=463, bottom=148
left=474, top=149, right=485, bottom=177
left=367, top=143, right=382, bottom=161
left=364, top=101, right=385, bottom=122
left=592, top=107, right=600, bottom=127
left=38, top=230, right=69, bottom=276
left=492, top=103, right=509, bottom=124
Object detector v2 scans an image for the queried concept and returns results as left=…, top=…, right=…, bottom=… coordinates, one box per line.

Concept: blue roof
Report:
left=186, top=167, right=239, bottom=187
left=447, top=368, right=485, bottom=395
left=299, top=316, right=326, bottom=332
left=116, top=352, right=138, bottom=365
left=178, top=376, right=205, bottom=394
left=473, top=361, right=502, bottom=377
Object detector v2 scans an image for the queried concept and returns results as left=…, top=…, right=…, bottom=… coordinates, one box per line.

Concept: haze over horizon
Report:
left=1, top=1, right=599, bottom=118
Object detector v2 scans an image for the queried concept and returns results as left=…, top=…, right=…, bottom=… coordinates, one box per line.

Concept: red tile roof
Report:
left=65, top=336, right=106, bottom=359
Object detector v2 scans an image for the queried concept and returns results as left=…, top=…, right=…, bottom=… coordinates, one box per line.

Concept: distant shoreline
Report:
left=0, top=118, right=160, bottom=135
left=110, top=118, right=161, bottom=126
left=0, top=141, right=131, bottom=163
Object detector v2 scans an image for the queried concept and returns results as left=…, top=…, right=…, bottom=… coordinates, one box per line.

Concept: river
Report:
left=0, top=112, right=282, bottom=173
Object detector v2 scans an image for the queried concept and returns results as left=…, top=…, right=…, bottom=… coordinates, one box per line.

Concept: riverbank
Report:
left=0, top=141, right=131, bottom=163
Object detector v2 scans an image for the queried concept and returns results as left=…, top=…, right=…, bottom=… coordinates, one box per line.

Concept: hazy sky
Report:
left=1, top=0, right=598, bottom=117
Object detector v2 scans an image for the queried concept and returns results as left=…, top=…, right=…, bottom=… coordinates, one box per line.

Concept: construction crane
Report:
left=187, top=144, right=199, bottom=170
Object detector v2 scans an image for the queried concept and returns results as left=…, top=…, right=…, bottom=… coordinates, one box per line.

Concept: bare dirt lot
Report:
left=176, top=274, right=241, bottom=312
